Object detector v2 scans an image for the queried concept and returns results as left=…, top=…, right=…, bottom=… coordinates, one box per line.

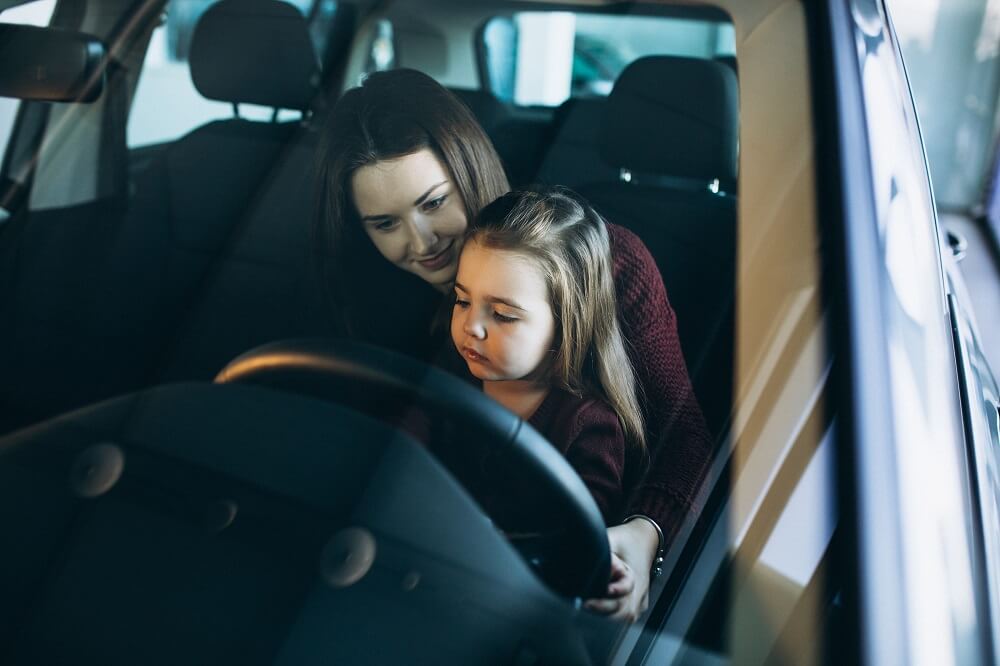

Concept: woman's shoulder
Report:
left=604, top=222, right=657, bottom=279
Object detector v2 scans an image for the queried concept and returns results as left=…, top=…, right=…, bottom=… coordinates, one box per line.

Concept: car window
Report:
left=127, top=0, right=333, bottom=147
left=481, top=12, right=736, bottom=106
left=0, top=1, right=867, bottom=663
left=888, top=0, right=1000, bottom=210
left=0, top=0, right=57, bottom=164
left=949, top=289, right=1000, bottom=652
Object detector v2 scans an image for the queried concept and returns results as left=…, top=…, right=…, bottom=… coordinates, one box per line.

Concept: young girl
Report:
left=451, top=188, right=645, bottom=523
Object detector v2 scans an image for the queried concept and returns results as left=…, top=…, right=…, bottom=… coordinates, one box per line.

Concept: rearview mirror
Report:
left=0, top=23, right=105, bottom=102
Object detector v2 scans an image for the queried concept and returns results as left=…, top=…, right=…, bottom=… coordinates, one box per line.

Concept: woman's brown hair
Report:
left=467, top=188, right=646, bottom=455
left=314, top=69, right=510, bottom=339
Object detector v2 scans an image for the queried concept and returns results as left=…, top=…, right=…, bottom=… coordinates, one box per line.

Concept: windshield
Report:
left=0, top=1, right=843, bottom=664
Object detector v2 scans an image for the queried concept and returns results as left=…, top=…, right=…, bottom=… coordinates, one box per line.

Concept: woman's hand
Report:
left=583, top=519, right=659, bottom=622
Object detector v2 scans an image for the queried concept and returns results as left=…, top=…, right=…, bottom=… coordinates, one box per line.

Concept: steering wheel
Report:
left=214, top=338, right=611, bottom=598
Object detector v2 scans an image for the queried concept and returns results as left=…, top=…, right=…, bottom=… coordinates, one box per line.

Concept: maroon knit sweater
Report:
left=528, top=388, right=626, bottom=525
left=605, top=223, right=712, bottom=542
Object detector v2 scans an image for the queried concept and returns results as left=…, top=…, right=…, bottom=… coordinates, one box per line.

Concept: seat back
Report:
left=534, top=97, right=615, bottom=189
left=126, top=0, right=326, bottom=382
left=579, top=55, right=739, bottom=438
left=0, top=0, right=330, bottom=434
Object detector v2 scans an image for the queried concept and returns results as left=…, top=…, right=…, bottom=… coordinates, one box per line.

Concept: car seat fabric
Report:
left=578, top=56, right=739, bottom=440
left=138, top=0, right=325, bottom=382
left=534, top=97, right=616, bottom=189
left=600, top=55, right=738, bottom=191
left=0, top=0, right=329, bottom=435
left=449, top=87, right=508, bottom=135
left=190, top=0, right=320, bottom=111
left=446, top=86, right=547, bottom=187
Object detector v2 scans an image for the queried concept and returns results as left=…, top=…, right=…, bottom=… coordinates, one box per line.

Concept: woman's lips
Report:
left=416, top=240, right=454, bottom=271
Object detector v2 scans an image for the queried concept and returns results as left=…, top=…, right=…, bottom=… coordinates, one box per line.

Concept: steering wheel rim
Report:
left=215, top=338, right=611, bottom=598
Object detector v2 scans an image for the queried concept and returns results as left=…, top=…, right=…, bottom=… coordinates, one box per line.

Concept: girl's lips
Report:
left=416, top=240, right=454, bottom=271
left=461, top=346, right=487, bottom=363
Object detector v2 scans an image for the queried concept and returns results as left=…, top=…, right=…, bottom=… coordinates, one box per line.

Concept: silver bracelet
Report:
left=623, top=514, right=665, bottom=577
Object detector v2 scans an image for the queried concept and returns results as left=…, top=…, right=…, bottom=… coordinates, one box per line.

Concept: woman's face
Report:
left=451, top=241, right=556, bottom=383
left=351, top=149, right=468, bottom=290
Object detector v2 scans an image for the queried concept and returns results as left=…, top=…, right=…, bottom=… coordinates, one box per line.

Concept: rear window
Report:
left=482, top=12, right=736, bottom=106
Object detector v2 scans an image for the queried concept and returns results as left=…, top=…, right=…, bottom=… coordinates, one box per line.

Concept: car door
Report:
left=824, top=0, right=992, bottom=662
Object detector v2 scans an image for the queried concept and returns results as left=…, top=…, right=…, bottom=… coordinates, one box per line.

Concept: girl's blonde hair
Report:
left=469, top=188, right=646, bottom=454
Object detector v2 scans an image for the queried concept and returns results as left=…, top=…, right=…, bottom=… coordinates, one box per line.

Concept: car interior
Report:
left=0, top=0, right=842, bottom=663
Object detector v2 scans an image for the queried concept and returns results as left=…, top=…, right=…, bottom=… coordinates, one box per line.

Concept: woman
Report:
left=314, top=69, right=711, bottom=620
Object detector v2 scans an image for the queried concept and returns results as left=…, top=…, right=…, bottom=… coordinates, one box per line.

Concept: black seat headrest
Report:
left=189, top=0, right=319, bottom=110
left=600, top=55, right=739, bottom=185
left=448, top=87, right=507, bottom=131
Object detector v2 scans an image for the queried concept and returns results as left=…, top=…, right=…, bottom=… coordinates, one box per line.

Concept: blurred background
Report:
left=888, top=0, right=1000, bottom=374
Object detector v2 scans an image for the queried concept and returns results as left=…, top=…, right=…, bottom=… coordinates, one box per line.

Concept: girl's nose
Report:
left=463, top=313, right=486, bottom=339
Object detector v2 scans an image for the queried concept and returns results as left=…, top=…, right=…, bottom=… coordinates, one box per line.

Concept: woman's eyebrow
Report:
left=414, top=180, right=449, bottom=206
left=360, top=181, right=450, bottom=222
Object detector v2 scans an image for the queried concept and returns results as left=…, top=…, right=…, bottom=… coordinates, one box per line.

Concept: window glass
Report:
left=0, top=0, right=58, bottom=162
left=0, top=1, right=841, bottom=663
left=889, top=0, right=1000, bottom=209
left=481, top=12, right=735, bottom=106
left=127, top=0, right=325, bottom=147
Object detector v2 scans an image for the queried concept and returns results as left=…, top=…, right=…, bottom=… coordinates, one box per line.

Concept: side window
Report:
left=949, top=292, right=1000, bottom=642
left=0, top=0, right=57, bottom=161
left=127, top=0, right=326, bottom=148
left=480, top=12, right=736, bottom=106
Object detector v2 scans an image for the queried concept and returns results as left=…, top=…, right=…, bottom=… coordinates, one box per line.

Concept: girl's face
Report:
left=451, top=241, right=556, bottom=383
left=351, top=149, right=468, bottom=290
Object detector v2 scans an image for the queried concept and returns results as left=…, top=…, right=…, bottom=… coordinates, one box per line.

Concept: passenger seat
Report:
left=107, top=0, right=327, bottom=387
left=534, top=97, right=616, bottom=189
left=578, top=55, right=739, bottom=439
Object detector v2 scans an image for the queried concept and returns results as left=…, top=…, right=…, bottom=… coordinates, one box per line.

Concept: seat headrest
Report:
left=448, top=88, right=506, bottom=131
left=600, top=56, right=738, bottom=185
left=189, top=0, right=319, bottom=110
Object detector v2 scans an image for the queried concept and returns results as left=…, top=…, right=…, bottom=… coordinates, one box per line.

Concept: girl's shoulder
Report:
left=533, top=389, right=623, bottom=449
